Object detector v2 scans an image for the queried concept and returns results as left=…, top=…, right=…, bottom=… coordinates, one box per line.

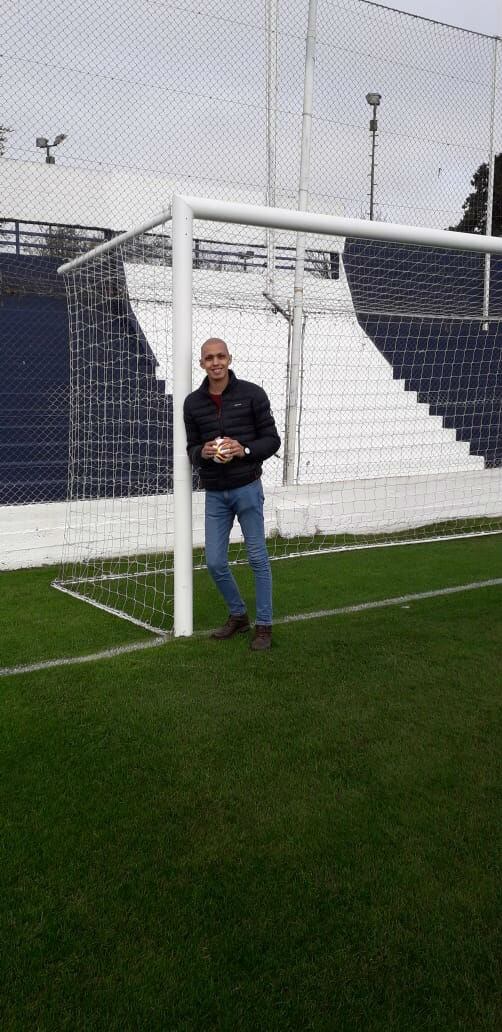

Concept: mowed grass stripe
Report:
left=1, top=585, right=501, bottom=1030
left=1, top=533, right=502, bottom=668
left=3, top=576, right=502, bottom=678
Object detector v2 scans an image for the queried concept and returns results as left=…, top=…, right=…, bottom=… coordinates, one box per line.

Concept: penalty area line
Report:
left=1, top=578, right=501, bottom=678
left=272, top=577, right=502, bottom=625
left=192, top=577, right=502, bottom=635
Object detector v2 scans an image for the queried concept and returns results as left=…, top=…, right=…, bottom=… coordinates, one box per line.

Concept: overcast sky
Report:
left=375, top=0, right=502, bottom=36
left=3, top=0, right=501, bottom=233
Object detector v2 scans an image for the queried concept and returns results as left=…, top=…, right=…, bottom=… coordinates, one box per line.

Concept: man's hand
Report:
left=219, top=437, right=245, bottom=458
left=201, top=439, right=221, bottom=459
left=201, top=438, right=245, bottom=460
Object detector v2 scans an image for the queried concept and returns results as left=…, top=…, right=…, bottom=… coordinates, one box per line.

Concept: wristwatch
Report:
left=244, top=446, right=251, bottom=456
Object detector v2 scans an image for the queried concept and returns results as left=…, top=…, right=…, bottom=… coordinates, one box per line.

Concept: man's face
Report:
left=200, top=339, right=232, bottom=382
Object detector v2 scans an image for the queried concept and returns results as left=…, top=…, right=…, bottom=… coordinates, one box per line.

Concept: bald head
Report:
left=200, top=337, right=229, bottom=358
left=199, top=337, right=232, bottom=388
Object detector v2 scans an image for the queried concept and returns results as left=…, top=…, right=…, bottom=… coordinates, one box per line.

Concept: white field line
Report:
left=1, top=578, right=501, bottom=679
left=0, top=635, right=168, bottom=678
left=273, top=578, right=502, bottom=624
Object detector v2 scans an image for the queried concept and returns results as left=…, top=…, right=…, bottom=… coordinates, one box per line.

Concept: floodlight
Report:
left=35, top=133, right=67, bottom=163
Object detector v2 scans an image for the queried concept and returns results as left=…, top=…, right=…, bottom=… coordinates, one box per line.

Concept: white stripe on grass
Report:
left=1, top=578, right=501, bottom=678
left=0, top=635, right=167, bottom=678
left=275, top=578, right=502, bottom=624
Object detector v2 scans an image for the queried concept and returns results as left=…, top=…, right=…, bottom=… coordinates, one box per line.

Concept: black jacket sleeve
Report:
left=183, top=399, right=207, bottom=469
left=248, top=387, right=281, bottom=461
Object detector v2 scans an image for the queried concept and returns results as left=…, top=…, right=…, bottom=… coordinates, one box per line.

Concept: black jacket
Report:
left=183, top=370, right=281, bottom=490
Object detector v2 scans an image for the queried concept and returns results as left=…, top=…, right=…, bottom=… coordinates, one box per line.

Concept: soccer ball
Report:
left=213, top=437, right=232, bottom=464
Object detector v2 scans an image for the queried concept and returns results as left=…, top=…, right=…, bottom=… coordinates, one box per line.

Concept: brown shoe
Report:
left=211, top=613, right=250, bottom=640
left=250, top=625, right=272, bottom=651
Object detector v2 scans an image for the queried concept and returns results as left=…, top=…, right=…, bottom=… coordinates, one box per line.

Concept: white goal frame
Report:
left=59, top=195, right=502, bottom=638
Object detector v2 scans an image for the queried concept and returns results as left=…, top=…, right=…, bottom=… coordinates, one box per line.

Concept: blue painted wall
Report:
left=343, top=239, right=502, bottom=467
left=0, top=254, right=172, bottom=505
left=2, top=242, right=500, bottom=509
left=0, top=255, right=70, bottom=503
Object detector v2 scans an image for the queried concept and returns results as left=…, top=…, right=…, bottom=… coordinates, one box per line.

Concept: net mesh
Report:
left=3, top=1, right=502, bottom=578
left=57, top=220, right=502, bottom=632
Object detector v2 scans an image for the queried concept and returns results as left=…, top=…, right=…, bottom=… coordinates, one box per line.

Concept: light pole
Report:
left=36, top=133, right=67, bottom=164
left=365, top=93, right=381, bottom=220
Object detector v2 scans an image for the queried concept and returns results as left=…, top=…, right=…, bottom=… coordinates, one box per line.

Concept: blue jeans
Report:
left=205, top=479, right=273, bottom=625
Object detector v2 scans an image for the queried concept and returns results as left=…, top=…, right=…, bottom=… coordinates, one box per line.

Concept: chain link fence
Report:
left=3, top=0, right=501, bottom=228
left=1, top=0, right=501, bottom=516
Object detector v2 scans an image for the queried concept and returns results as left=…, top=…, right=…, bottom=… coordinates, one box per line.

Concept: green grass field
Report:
left=1, top=537, right=501, bottom=1030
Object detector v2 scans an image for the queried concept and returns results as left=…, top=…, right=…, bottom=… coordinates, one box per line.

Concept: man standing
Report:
left=183, top=338, right=281, bottom=651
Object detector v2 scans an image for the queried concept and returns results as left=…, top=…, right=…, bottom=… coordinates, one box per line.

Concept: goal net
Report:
left=55, top=199, right=502, bottom=634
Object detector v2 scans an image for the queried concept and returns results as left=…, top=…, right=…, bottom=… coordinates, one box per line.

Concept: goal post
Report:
left=56, top=196, right=502, bottom=638
left=171, top=195, right=194, bottom=637
left=171, top=197, right=502, bottom=636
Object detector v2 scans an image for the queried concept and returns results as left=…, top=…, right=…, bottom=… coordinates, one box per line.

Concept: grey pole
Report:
left=265, top=0, right=278, bottom=295
left=483, top=37, right=500, bottom=328
left=284, top=0, right=318, bottom=485
left=366, top=93, right=381, bottom=221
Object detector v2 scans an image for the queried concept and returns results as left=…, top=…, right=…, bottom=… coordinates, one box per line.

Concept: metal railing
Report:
left=0, top=219, right=339, bottom=278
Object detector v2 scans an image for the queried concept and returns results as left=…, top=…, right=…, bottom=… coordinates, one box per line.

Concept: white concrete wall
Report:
left=2, top=468, right=502, bottom=571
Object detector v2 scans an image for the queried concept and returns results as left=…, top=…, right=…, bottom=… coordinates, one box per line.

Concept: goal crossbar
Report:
left=58, top=195, right=502, bottom=637
left=58, top=197, right=502, bottom=276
